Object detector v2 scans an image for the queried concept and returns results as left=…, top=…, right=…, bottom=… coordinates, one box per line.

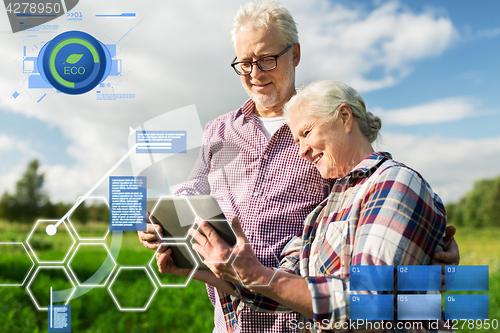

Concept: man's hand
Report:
left=156, top=246, right=191, bottom=276
left=433, top=225, right=460, bottom=265
left=137, top=212, right=163, bottom=250
left=431, top=225, right=460, bottom=292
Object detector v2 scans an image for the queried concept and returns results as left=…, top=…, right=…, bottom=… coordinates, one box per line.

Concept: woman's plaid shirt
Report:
left=228, top=152, right=448, bottom=333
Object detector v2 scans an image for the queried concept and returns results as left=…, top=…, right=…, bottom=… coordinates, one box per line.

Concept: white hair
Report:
left=284, top=81, right=382, bottom=143
left=230, top=0, right=298, bottom=48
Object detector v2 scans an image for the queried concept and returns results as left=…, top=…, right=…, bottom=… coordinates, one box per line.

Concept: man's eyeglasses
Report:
left=231, top=45, right=293, bottom=76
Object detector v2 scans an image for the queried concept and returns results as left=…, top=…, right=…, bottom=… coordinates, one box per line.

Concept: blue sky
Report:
left=0, top=0, right=499, bottom=204
left=367, top=0, right=500, bottom=138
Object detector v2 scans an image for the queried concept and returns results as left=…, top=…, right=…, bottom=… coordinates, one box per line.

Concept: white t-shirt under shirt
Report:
left=258, top=116, right=286, bottom=141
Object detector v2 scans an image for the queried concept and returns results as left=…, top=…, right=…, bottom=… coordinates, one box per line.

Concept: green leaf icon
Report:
left=63, top=53, right=84, bottom=64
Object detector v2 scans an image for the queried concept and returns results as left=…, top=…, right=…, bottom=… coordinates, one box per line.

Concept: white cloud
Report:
left=375, top=133, right=500, bottom=203
left=292, top=0, right=457, bottom=91
left=0, top=0, right=460, bottom=203
left=477, top=27, right=500, bottom=39
left=375, top=97, right=476, bottom=125
left=0, top=134, right=15, bottom=152
left=0, top=133, right=39, bottom=156
left=0, top=170, right=21, bottom=194
left=41, top=163, right=104, bottom=203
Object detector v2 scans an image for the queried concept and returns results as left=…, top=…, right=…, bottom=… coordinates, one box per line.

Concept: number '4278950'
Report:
left=5, top=2, right=61, bottom=14
left=444, top=319, right=498, bottom=330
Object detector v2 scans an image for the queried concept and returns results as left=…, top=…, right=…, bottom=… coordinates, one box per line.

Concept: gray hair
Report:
left=284, top=81, right=382, bottom=143
left=230, top=0, right=298, bottom=48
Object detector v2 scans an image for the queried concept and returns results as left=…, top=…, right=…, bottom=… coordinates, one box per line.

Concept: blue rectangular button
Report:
left=445, top=295, right=489, bottom=320
left=349, top=294, right=394, bottom=320
left=397, top=294, right=441, bottom=320
left=398, top=265, right=441, bottom=291
left=350, top=265, right=394, bottom=291
left=445, top=266, right=489, bottom=291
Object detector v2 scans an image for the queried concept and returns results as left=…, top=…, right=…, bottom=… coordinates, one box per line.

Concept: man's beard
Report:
left=247, top=88, right=282, bottom=109
left=244, top=72, right=295, bottom=110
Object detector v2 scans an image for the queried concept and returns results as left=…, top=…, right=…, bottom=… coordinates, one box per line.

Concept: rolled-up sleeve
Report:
left=278, top=234, right=302, bottom=275
left=304, top=275, right=350, bottom=324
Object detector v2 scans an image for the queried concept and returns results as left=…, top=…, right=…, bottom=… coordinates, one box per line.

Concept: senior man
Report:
left=139, top=1, right=459, bottom=332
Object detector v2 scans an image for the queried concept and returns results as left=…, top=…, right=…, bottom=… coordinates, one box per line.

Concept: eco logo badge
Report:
left=38, top=30, right=111, bottom=95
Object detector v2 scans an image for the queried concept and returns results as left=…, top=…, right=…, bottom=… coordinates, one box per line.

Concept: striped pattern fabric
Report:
left=231, top=152, right=450, bottom=332
left=175, top=98, right=333, bottom=333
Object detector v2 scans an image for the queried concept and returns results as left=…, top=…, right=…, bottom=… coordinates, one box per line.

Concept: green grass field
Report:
left=0, top=220, right=499, bottom=332
left=0, top=220, right=215, bottom=333
left=441, top=227, right=500, bottom=333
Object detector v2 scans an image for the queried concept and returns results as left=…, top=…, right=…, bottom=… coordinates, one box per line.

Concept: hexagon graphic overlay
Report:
left=27, top=220, right=76, bottom=264
left=108, top=267, right=158, bottom=311
left=0, top=242, right=35, bottom=286
left=67, top=196, right=110, bottom=241
left=26, top=266, right=76, bottom=311
left=148, top=196, right=197, bottom=241
left=67, top=243, right=117, bottom=287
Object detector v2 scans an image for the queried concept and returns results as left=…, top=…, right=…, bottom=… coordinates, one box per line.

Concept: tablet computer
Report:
left=147, top=195, right=236, bottom=270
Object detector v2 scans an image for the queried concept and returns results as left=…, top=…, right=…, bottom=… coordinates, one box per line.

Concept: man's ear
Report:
left=339, top=104, right=353, bottom=133
left=292, top=43, right=300, bottom=67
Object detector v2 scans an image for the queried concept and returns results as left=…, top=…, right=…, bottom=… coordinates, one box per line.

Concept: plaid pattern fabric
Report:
left=175, top=98, right=333, bottom=333
left=231, top=152, right=450, bottom=333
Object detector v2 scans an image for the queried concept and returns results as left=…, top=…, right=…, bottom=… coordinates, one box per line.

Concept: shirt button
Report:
left=263, top=154, right=268, bottom=159
left=253, top=191, right=260, bottom=197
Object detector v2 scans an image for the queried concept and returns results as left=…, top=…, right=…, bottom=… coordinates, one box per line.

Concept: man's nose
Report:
left=250, top=63, right=265, bottom=79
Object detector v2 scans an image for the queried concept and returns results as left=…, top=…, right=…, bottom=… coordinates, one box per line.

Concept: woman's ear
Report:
left=338, top=103, right=353, bottom=133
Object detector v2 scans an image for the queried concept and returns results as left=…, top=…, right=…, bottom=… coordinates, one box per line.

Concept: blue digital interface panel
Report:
left=445, top=266, right=489, bottom=291
left=109, top=176, right=147, bottom=231
left=397, top=295, right=441, bottom=320
left=136, top=130, right=187, bottom=154
left=48, top=305, right=71, bottom=332
left=397, top=265, right=441, bottom=291
left=445, top=295, right=489, bottom=320
left=350, top=265, right=394, bottom=291
left=349, top=295, right=394, bottom=320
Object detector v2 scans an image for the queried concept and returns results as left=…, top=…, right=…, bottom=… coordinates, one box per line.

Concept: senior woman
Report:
left=162, top=81, right=449, bottom=332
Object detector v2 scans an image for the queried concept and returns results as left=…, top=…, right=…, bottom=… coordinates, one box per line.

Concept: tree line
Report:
left=446, top=175, right=500, bottom=228
left=0, top=159, right=108, bottom=224
left=0, top=159, right=498, bottom=228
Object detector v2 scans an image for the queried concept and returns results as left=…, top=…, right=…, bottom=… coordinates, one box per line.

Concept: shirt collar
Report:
left=347, top=151, right=392, bottom=179
left=236, top=98, right=256, bottom=119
